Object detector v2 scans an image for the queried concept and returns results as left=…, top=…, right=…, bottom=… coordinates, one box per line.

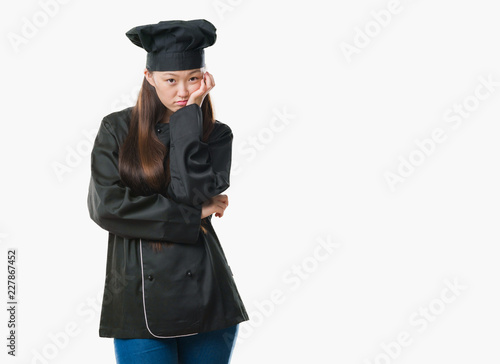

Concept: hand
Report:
left=201, top=194, right=228, bottom=219
left=187, top=71, right=215, bottom=108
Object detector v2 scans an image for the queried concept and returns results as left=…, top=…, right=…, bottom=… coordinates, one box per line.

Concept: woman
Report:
left=87, top=19, right=249, bottom=363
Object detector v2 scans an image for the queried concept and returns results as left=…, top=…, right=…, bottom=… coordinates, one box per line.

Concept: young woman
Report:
left=87, top=20, right=249, bottom=364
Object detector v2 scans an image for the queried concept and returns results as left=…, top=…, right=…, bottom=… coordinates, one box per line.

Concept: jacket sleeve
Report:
left=87, top=117, right=202, bottom=244
left=167, top=103, right=233, bottom=206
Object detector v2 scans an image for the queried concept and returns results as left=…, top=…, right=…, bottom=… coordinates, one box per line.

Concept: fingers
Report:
left=195, top=72, right=211, bottom=94
left=212, top=194, right=228, bottom=206
left=195, top=77, right=207, bottom=96
left=203, top=71, right=215, bottom=91
left=214, top=199, right=228, bottom=211
left=212, top=194, right=228, bottom=217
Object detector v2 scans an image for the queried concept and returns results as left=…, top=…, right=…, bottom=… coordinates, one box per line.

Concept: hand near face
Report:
left=187, top=71, right=215, bottom=107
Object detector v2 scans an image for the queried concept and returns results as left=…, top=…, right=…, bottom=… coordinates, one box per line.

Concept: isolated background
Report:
left=1, top=0, right=499, bottom=363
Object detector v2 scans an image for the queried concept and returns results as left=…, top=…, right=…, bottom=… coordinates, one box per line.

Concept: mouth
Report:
left=177, top=100, right=188, bottom=105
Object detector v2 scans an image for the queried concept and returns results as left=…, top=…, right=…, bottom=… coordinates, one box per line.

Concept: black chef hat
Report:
left=125, top=19, right=217, bottom=71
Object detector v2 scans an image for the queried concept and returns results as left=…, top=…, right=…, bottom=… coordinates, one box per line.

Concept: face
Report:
left=145, top=68, right=204, bottom=113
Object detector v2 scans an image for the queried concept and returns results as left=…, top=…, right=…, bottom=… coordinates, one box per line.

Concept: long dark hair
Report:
left=118, top=71, right=215, bottom=252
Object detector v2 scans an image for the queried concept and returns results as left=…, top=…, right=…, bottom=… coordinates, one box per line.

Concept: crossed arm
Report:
left=87, top=104, right=232, bottom=244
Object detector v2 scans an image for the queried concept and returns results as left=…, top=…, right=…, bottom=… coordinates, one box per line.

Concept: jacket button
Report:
left=186, top=270, right=193, bottom=278
left=148, top=275, right=153, bottom=281
left=156, top=128, right=161, bottom=133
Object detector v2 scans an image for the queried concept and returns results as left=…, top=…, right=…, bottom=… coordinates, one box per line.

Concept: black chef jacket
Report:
left=87, top=103, right=249, bottom=338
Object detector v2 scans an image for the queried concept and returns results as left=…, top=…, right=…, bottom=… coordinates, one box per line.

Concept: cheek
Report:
left=156, top=86, right=176, bottom=103
left=188, top=82, right=201, bottom=93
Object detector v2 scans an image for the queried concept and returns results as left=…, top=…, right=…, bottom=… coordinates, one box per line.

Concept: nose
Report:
left=178, top=83, right=189, bottom=98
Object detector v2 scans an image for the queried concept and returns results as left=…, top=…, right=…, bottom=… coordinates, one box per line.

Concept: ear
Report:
left=144, top=68, right=156, bottom=88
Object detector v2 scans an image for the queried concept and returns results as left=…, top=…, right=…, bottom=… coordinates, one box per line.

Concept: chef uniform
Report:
left=87, top=19, right=249, bottom=341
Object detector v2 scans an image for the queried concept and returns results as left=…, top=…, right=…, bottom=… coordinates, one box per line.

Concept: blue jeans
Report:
left=113, top=324, right=239, bottom=364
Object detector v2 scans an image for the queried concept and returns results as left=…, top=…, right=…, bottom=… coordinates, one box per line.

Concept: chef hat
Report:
left=125, top=19, right=217, bottom=71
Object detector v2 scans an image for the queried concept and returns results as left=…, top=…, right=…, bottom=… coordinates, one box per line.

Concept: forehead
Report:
left=156, top=69, right=203, bottom=77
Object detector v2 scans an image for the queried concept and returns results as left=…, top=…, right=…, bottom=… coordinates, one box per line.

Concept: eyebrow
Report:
left=161, top=70, right=202, bottom=76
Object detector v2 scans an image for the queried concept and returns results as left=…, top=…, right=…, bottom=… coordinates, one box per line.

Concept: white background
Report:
left=1, top=0, right=499, bottom=363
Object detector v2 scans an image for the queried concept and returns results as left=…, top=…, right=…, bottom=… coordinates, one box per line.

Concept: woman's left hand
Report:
left=187, top=71, right=215, bottom=107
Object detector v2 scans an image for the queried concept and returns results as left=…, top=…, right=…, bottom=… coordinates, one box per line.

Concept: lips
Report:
left=177, top=100, right=188, bottom=105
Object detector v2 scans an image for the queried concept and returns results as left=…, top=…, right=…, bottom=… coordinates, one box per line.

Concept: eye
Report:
left=166, top=78, right=175, bottom=84
left=189, top=76, right=199, bottom=82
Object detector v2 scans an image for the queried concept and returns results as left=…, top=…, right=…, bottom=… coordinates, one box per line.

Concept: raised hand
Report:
left=186, top=71, right=215, bottom=108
